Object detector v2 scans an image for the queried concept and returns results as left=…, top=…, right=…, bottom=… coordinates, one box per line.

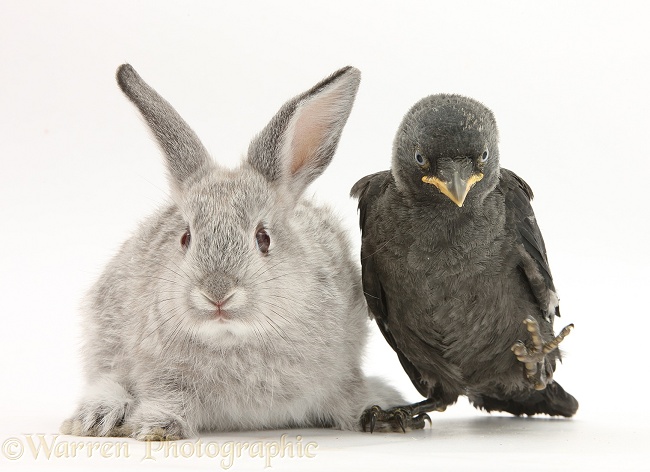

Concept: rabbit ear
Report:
left=247, top=67, right=360, bottom=197
left=116, top=64, right=212, bottom=195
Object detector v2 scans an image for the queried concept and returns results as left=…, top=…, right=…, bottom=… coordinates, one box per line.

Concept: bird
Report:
left=351, top=94, right=578, bottom=432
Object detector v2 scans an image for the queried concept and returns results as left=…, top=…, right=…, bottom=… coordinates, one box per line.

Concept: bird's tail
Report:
left=471, top=381, right=579, bottom=418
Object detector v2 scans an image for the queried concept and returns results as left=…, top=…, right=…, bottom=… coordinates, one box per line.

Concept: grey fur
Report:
left=61, top=64, right=402, bottom=440
left=352, top=94, right=578, bottom=418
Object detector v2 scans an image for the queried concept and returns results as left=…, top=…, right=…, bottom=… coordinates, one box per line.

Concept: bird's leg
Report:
left=360, top=398, right=446, bottom=433
left=511, top=317, right=574, bottom=390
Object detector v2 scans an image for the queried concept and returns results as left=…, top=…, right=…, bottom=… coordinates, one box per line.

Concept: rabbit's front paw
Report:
left=60, top=378, right=133, bottom=437
left=127, top=408, right=191, bottom=441
left=133, top=421, right=187, bottom=441
left=60, top=397, right=132, bottom=437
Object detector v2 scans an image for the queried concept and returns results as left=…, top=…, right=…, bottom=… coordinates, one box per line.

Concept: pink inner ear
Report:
left=290, top=111, right=329, bottom=175
left=288, top=90, right=345, bottom=175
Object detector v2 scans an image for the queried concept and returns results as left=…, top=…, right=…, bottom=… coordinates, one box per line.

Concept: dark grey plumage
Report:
left=352, top=94, right=577, bottom=427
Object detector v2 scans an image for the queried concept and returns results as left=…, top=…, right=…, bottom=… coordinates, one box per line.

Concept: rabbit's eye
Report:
left=181, top=229, right=191, bottom=249
left=255, top=228, right=270, bottom=255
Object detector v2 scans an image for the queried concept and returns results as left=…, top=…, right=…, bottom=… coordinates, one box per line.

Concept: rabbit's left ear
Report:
left=116, top=64, right=213, bottom=197
left=247, top=67, right=360, bottom=198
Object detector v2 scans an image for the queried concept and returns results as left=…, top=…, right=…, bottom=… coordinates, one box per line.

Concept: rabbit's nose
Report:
left=201, top=275, right=236, bottom=305
left=201, top=291, right=234, bottom=308
left=199, top=290, right=233, bottom=321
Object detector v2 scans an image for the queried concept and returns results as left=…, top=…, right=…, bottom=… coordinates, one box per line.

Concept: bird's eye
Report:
left=255, top=227, right=270, bottom=255
left=181, top=228, right=191, bottom=249
left=414, top=151, right=425, bottom=166
left=480, top=150, right=489, bottom=163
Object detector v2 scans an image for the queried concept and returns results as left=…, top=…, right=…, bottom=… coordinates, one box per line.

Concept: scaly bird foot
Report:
left=511, top=317, right=574, bottom=391
left=361, top=406, right=430, bottom=433
left=360, top=398, right=446, bottom=433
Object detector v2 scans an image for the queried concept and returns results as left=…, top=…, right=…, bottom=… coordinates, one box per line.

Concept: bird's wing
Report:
left=350, top=171, right=393, bottom=327
left=499, top=168, right=560, bottom=321
left=351, top=172, right=431, bottom=397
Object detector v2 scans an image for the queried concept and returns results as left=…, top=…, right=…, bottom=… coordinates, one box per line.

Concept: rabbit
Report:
left=60, top=64, right=406, bottom=441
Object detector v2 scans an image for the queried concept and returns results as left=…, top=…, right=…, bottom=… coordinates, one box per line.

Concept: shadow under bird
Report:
left=351, top=94, right=578, bottom=432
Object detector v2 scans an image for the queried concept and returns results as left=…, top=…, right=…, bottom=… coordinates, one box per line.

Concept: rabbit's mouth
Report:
left=196, top=290, right=237, bottom=322
left=213, top=307, right=230, bottom=321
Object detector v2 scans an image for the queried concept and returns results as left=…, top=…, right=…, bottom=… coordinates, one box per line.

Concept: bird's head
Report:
left=392, top=94, right=500, bottom=208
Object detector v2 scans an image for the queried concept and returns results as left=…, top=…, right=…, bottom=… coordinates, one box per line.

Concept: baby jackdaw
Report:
left=351, top=94, right=578, bottom=432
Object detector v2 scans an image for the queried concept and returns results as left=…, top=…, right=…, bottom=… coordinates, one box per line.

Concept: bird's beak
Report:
left=422, top=172, right=483, bottom=207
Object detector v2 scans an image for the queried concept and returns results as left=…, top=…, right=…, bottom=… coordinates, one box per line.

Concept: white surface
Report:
left=1, top=1, right=649, bottom=470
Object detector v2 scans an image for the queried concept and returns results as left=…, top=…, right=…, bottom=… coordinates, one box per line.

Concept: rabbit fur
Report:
left=60, top=64, right=403, bottom=440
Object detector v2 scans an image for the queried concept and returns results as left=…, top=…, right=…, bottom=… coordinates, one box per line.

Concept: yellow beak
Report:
left=422, top=173, right=484, bottom=207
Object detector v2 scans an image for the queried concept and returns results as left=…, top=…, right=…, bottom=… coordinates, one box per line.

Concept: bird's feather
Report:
left=498, top=169, right=560, bottom=319
left=352, top=171, right=431, bottom=397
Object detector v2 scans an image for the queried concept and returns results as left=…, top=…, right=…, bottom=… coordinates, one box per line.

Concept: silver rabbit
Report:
left=60, top=64, right=402, bottom=440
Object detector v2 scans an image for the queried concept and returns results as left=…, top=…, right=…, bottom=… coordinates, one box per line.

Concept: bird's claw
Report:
left=422, top=413, right=432, bottom=427
left=512, top=317, right=574, bottom=390
left=360, top=405, right=433, bottom=433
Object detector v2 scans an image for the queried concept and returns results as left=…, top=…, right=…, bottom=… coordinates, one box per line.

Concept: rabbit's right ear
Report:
left=116, top=64, right=212, bottom=197
left=247, top=67, right=361, bottom=198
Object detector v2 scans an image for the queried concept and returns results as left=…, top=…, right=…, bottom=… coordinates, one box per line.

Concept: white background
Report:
left=1, top=1, right=649, bottom=470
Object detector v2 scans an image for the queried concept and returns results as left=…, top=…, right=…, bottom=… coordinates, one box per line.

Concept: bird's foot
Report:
left=360, top=406, right=430, bottom=433
left=360, top=398, right=445, bottom=433
left=511, top=317, right=574, bottom=390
